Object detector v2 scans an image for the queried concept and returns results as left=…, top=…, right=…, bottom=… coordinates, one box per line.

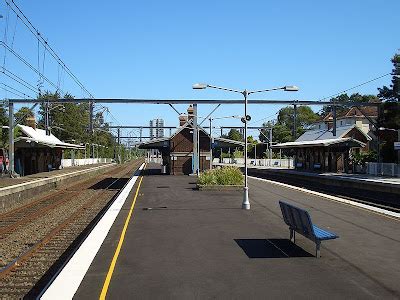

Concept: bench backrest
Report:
left=279, top=201, right=315, bottom=239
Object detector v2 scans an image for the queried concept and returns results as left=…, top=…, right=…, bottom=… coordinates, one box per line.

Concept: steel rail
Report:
left=0, top=161, right=141, bottom=280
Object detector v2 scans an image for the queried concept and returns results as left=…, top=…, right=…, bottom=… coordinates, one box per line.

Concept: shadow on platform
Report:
left=89, top=178, right=129, bottom=190
left=235, top=238, right=313, bottom=258
left=142, top=168, right=162, bottom=176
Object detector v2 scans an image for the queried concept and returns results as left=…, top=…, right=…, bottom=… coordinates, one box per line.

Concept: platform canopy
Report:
left=15, top=125, right=85, bottom=150
left=272, top=137, right=365, bottom=149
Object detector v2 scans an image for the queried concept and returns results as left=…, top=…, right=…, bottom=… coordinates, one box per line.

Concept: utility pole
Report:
left=269, top=127, right=273, bottom=165
left=332, top=102, right=337, bottom=136
left=139, top=127, right=142, bottom=142
left=8, top=102, right=14, bottom=176
left=117, top=127, right=121, bottom=164
left=89, top=101, right=94, bottom=158
left=209, top=118, right=213, bottom=169
left=192, top=104, right=198, bottom=175
left=293, top=104, right=297, bottom=140
left=45, top=101, right=50, bottom=136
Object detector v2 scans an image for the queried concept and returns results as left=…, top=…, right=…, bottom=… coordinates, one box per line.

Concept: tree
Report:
left=225, top=128, right=243, bottom=141
left=259, top=106, right=319, bottom=143
left=378, top=52, right=400, bottom=102
left=320, top=93, right=379, bottom=117
left=36, top=91, right=116, bottom=159
left=246, top=135, right=257, bottom=154
left=14, top=107, right=34, bottom=126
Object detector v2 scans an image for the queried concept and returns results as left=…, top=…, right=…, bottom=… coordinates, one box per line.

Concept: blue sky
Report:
left=0, top=0, right=398, bottom=140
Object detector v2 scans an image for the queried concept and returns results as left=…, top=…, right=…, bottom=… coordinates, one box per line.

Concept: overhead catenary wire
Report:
left=0, top=41, right=65, bottom=94
left=318, top=73, right=391, bottom=101
left=1, top=66, right=38, bottom=93
left=4, top=0, right=94, bottom=99
left=0, top=82, right=34, bottom=98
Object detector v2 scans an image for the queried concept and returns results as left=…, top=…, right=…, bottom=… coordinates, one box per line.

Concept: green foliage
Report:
left=378, top=52, right=400, bottom=102
left=259, top=106, right=319, bottom=143
left=226, top=128, right=243, bottom=141
left=14, top=107, right=34, bottom=125
left=220, top=152, right=231, bottom=159
left=198, top=166, right=244, bottom=186
left=321, top=93, right=379, bottom=117
left=233, top=149, right=243, bottom=158
left=351, top=151, right=377, bottom=166
left=36, top=91, right=116, bottom=158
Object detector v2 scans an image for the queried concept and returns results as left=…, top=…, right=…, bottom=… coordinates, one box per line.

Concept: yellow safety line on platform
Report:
left=99, top=165, right=146, bottom=300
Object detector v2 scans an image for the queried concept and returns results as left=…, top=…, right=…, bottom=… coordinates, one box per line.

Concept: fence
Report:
left=61, top=158, right=114, bottom=168
left=219, top=158, right=294, bottom=169
left=366, top=162, right=400, bottom=177
left=145, top=157, right=163, bottom=164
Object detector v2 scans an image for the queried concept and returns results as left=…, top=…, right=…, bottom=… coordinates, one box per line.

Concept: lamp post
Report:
left=193, top=83, right=299, bottom=209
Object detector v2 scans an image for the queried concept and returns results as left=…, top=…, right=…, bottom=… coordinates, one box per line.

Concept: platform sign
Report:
left=394, top=142, right=400, bottom=151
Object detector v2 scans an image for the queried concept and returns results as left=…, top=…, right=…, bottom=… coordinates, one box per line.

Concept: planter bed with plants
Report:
left=197, top=166, right=244, bottom=191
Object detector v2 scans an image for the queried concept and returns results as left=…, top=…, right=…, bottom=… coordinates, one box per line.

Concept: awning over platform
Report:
left=15, top=125, right=85, bottom=150
left=272, top=137, right=365, bottom=149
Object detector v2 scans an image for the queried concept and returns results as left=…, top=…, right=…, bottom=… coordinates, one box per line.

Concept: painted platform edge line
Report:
left=249, top=176, right=400, bottom=220
left=40, top=163, right=145, bottom=300
left=99, top=169, right=144, bottom=300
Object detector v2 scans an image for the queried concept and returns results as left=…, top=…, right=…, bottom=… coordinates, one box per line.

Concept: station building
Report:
left=14, top=119, right=84, bottom=176
left=273, top=106, right=378, bottom=173
left=139, top=107, right=244, bottom=175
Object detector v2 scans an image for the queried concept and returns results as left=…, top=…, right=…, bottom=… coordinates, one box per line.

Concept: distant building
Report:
left=312, top=106, right=378, bottom=144
left=140, top=107, right=243, bottom=175
left=14, top=123, right=84, bottom=176
left=149, top=119, right=164, bottom=139
left=273, top=106, right=378, bottom=173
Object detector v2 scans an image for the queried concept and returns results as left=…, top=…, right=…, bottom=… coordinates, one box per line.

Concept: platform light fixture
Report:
left=193, top=83, right=299, bottom=210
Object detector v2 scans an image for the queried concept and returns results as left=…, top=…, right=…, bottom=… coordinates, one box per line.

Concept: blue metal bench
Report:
left=279, top=201, right=339, bottom=258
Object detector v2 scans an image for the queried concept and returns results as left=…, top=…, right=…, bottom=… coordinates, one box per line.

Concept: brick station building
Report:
left=139, top=107, right=243, bottom=175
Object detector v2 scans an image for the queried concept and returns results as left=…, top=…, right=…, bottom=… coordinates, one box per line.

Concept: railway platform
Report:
left=215, top=163, right=400, bottom=209
left=0, top=163, right=115, bottom=212
left=44, top=163, right=400, bottom=299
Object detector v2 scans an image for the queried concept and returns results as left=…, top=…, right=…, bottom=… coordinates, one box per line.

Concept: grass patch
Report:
left=198, top=166, right=244, bottom=186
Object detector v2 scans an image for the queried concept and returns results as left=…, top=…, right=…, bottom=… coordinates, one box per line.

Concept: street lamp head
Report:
left=192, top=83, right=208, bottom=90
left=284, top=85, right=299, bottom=92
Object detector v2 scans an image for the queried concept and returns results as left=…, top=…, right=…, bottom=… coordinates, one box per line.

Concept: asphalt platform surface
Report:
left=75, top=164, right=400, bottom=299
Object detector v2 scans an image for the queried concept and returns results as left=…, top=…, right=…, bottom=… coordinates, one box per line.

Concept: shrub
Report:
left=198, top=166, right=244, bottom=186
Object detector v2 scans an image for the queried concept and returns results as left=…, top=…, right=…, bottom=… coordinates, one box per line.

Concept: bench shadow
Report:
left=235, top=239, right=313, bottom=258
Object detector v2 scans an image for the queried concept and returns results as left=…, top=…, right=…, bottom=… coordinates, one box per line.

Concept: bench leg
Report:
left=316, top=241, right=321, bottom=258
left=290, top=229, right=295, bottom=244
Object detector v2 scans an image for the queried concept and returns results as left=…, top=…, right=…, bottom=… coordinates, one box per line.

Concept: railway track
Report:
left=0, top=160, right=143, bottom=298
left=248, top=170, right=400, bottom=213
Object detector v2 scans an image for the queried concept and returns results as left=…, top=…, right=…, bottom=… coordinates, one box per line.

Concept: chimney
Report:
left=179, top=114, right=188, bottom=126
left=26, top=116, right=36, bottom=129
left=325, top=116, right=333, bottom=130
left=187, top=105, right=194, bottom=121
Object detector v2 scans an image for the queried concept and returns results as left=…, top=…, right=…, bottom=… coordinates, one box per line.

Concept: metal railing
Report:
left=218, top=158, right=294, bottom=169
left=366, top=162, right=400, bottom=177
